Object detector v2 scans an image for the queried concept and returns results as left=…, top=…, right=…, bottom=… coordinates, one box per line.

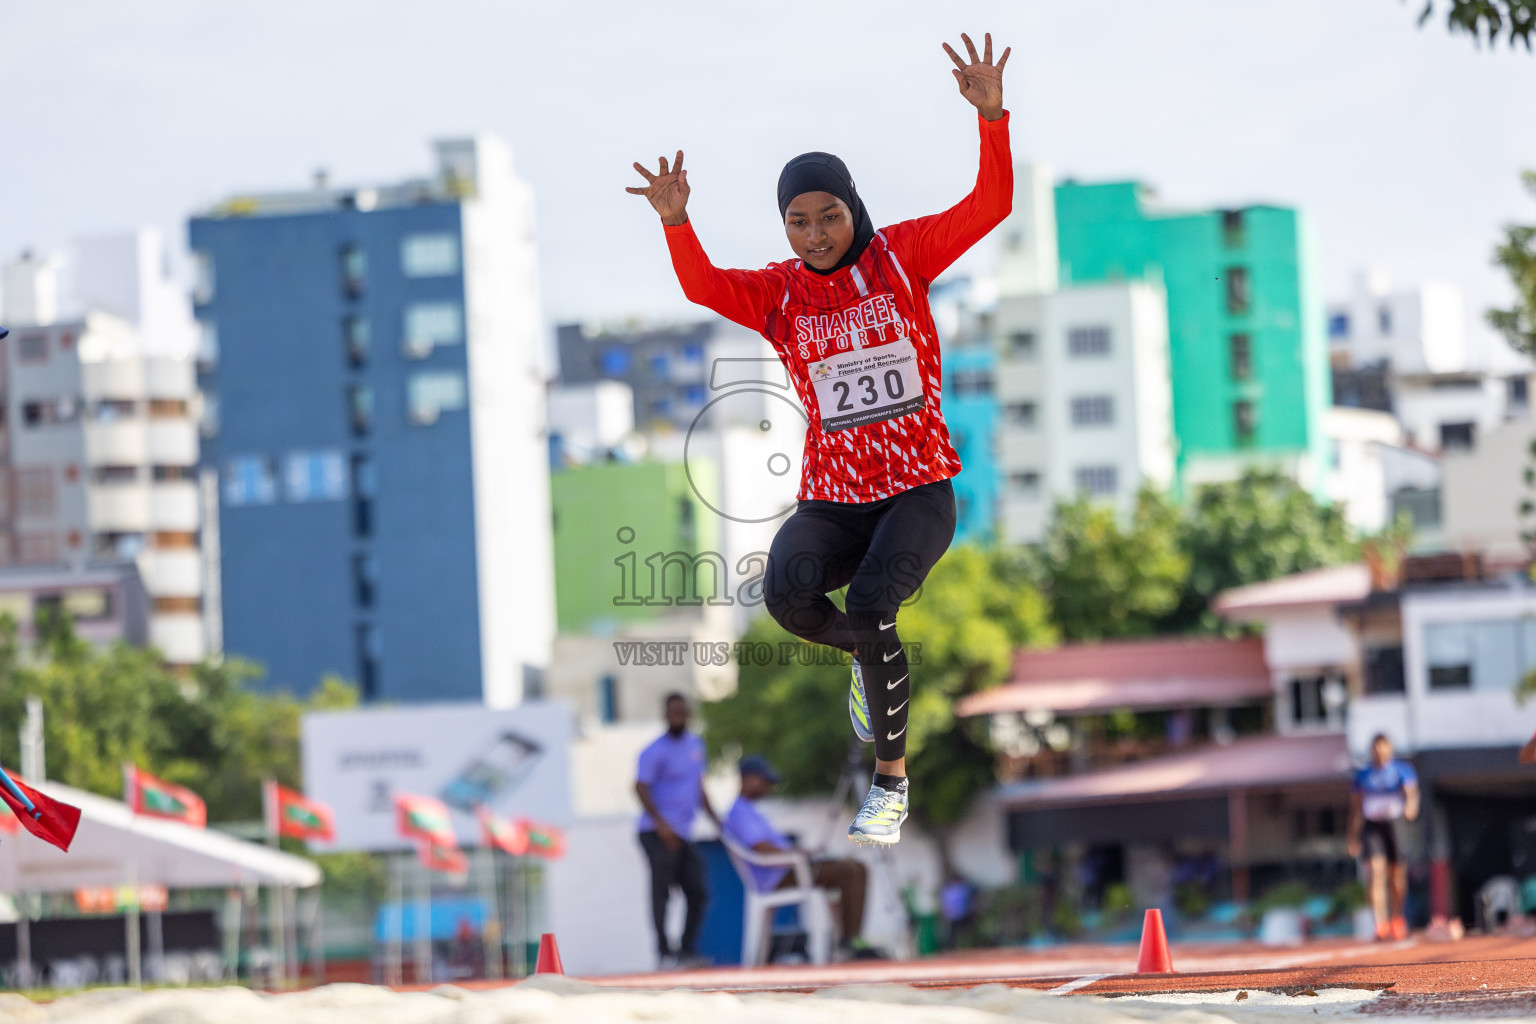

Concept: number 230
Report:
left=833, top=370, right=906, bottom=411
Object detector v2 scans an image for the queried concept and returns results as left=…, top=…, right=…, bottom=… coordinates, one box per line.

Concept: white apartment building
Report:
left=994, top=162, right=1174, bottom=544
left=2, top=237, right=206, bottom=666
left=1328, top=270, right=1468, bottom=375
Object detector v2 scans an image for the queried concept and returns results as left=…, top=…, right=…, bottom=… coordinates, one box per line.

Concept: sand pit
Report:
left=0, top=979, right=1406, bottom=1024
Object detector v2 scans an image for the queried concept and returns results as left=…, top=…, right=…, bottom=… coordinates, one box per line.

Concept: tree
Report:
left=1038, top=488, right=1188, bottom=642
left=702, top=546, right=1055, bottom=838
left=1163, top=469, right=1356, bottom=633
left=1490, top=171, right=1536, bottom=357
left=0, top=613, right=358, bottom=823
left=1413, top=0, right=1536, bottom=48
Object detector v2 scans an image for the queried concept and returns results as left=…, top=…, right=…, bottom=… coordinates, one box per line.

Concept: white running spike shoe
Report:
left=848, top=659, right=874, bottom=743
left=848, top=781, right=908, bottom=846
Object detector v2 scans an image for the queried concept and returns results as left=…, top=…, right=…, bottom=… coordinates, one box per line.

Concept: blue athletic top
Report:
left=1353, top=759, right=1417, bottom=821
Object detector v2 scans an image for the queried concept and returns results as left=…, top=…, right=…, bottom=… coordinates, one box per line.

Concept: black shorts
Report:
left=1360, top=819, right=1407, bottom=864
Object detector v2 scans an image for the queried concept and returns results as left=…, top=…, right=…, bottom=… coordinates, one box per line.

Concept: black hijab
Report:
left=776, top=152, right=876, bottom=276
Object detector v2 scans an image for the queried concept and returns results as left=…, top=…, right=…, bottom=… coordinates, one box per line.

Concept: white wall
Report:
left=1394, top=373, right=1512, bottom=452
left=1441, top=415, right=1536, bottom=564
left=996, top=162, right=1058, bottom=297
left=457, top=134, right=556, bottom=707
left=1322, top=407, right=1402, bottom=532
left=548, top=381, right=635, bottom=461
left=1329, top=271, right=1467, bottom=375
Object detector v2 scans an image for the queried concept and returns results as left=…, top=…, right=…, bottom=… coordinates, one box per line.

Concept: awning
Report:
left=996, top=732, right=1352, bottom=810
left=956, top=635, right=1271, bottom=718
left=1213, top=564, right=1371, bottom=619
left=0, top=782, right=320, bottom=893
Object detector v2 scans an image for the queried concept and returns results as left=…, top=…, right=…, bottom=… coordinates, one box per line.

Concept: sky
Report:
left=1, top=0, right=1532, bottom=361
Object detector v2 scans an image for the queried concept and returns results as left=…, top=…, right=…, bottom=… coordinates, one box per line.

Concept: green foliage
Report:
left=0, top=615, right=359, bottom=824
left=1164, top=469, right=1356, bottom=633
left=702, top=545, right=1055, bottom=826
left=1040, top=487, right=1188, bottom=641
left=1175, top=881, right=1211, bottom=920
left=1490, top=171, right=1536, bottom=357
left=1329, top=880, right=1367, bottom=920
left=1102, top=882, right=1135, bottom=918
left=1253, top=879, right=1312, bottom=914
left=1414, top=0, right=1536, bottom=48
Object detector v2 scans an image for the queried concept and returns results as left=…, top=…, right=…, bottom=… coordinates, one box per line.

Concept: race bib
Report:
left=809, top=335, right=926, bottom=432
left=1361, top=792, right=1405, bottom=822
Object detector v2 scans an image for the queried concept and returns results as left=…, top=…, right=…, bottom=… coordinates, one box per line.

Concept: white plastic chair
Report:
left=720, top=837, right=838, bottom=966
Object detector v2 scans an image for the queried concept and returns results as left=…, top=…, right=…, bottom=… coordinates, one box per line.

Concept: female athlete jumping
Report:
left=628, top=32, right=1012, bottom=845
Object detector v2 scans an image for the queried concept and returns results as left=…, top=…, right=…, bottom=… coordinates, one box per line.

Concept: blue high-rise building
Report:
left=933, top=278, right=1000, bottom=544
left=190, top=137, right=553, bottom=704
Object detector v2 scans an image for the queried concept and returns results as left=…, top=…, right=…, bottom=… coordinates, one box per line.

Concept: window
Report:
left=1392, top=487, right=1441, bottom=530
left=1378, top=305, right=1393, bottom=336
left=407, top=371, right=467, bottom=425
left=148, top=399, right=188, bottom=419
left=1328, top=313, right=1350, bottom=339
left=650, top=353, right=670, bottom=378
left=1075, top=464, right=1118, bottom=496
left=1225, top=266, right=1251, bottom=314
left=62, top=588, right=111, bottom=621
left=92, top=399, right=137, bottom=421
left=1364, top=645, right=1405, bottom=694
left=93, top=466, right=138, bottom=484
left=1009, top=471, right=1041, bottom=498
left=284, top=450, right=348, bottom=502
left=192, top=251, right=215, bottom=305
left=197, top=320, right=218, bottom=370
left=351, top=454, right=376, bottom=538
left=355, top=624, right=380, bottom=702
left=1439, top=421, right=1475, bottom=451
left=224, top=456, right=278, bottom=506
left=15, top=469, right=55, bottom=519
left=683, top=384, right=707, bottom=405
left=1424, top=620, right=1534, bottom=692
left=353, top=553, right=378, bottom=608
left=1070, top=395, right=1114, bottom=427
left=1006, top=401, right=1038, bottom=428
left=200, top=394, right=220, bottom=438
left=600, top=346, right=632, bottom=376
left=23, top=397, right=81, bottom=427
left=952, top=369, right=995, bottom=397
left=1288, top=674, right=1345, bottom=724
left=1222, top=209, right=1245, bottom=248
left=95, top=532, right=145, bottom=559
left=1510, top=376, right=1530, bottom=411
left=682, top=342, right=704, bottom=362
left=17, top=333, right=48, bottom=364
left=16, top=533, right=58, bottom=566
left=651, top=396, right=673, bottom=418
left=400, top=233, right=460, bottom=277
left=1234, top=400, right=1257, bottom=444
left=345, top=316, right=370, bottom=366
left=402, top=302, right=463, bottom=357
left=1007, top=331, right=1037, bottom=360
left=1067, top=326, right=1111, bottom=358
left=340, top=245, right=366, bottom=298
left=348, top=384, right=374, bottom=435
left=598, top=674, right=619, bottom=724
left=1229, top=334, right=1252, bottom=380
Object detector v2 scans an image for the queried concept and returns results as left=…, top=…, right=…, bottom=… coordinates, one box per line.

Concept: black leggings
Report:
left=764, top=479, right=957, bottom=762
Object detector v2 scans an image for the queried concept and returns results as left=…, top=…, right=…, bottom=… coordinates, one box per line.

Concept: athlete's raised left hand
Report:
left=942, top=32, right=1009, bottom=122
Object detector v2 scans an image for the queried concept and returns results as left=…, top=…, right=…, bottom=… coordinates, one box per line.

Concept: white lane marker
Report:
left=1048, top=973, right=1112, bottom=994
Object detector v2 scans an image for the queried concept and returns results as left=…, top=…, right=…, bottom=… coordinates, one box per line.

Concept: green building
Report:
left=551, top=460, right=722, bottom=634
left=1053, top=182, right=1329, bottom=488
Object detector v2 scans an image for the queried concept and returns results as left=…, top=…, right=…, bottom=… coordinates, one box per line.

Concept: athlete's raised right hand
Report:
left=627, top=151, right=690, bottom=227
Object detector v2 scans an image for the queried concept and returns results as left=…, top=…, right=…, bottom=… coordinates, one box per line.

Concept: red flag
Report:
left=476, top=806, right=528, bottom=855
left=0, top=770, right=82, bottom=852
left=522, top=820, right=566, bottom=860
left=394, top=792, right=456, bottom=847
left=124, top=764, right=206, bottom=827
left=265, top=781, right=335, bottom=842
left=416, top=839, right=468, bottom=875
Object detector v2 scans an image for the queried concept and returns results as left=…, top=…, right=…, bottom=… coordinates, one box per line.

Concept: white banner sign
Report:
left=301, top=701, right=574, bottom=852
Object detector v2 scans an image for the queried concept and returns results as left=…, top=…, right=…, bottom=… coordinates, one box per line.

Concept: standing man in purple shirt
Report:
left=635, top=692, right=720, bottom=969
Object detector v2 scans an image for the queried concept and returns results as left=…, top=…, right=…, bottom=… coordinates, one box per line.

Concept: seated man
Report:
left=723, top=755, right=885, bottom=959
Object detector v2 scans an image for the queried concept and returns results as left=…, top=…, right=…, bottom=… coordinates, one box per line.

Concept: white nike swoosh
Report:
left=888, top=699, right=908, bottom=715
left=887, top=673, right=908, bottom=691
left=879, top=620, right=896, bottom=630
left=886, top=726, right=906, bottom=741
left=883, top=648, right=902, bottom=662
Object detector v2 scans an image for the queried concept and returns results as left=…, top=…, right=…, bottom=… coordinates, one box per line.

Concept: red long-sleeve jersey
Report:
left=664, top=113, right=1013, bottom=503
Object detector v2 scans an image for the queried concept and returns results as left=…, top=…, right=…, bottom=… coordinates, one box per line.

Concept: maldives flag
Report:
left=417, top=839, right=468, bottom=875
left=0, top=769, right=81, bottom=852
left=394, top=792, right=456, bottom=847
left=522, top=820, right=566, bottom=859
left=123, top=764, right=205, bottom=827
left=264, top=780, right=334, bottom=842
left=476, top=807, right=528, bottom=855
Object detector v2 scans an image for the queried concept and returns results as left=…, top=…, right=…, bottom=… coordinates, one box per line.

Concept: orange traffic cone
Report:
left=1136, top=909, right=1174, bottom=973
left=535, top=932, right=564, bottom=974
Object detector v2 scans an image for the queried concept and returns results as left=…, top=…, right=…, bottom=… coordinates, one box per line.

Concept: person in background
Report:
left=1347, top=732, right=1420, bottom=941
left=939, top=873, right=977, bottom=949
left=635, top=692, right=720, bottom=969
left=722, top=754, right=885, bottom=960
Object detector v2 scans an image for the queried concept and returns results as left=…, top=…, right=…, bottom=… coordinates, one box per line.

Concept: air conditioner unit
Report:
left=402, top=337, right=435, bottom=360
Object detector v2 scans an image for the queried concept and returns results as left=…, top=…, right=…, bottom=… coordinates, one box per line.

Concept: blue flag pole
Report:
left=0, top=765, right=41, bottom=819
